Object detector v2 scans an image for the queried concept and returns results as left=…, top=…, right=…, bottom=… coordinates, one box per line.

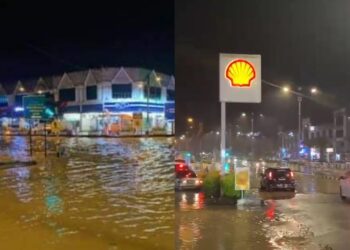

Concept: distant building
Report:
left=333, top=108, right=350, bottom=161
left=0, top=67, right=175, bottom=135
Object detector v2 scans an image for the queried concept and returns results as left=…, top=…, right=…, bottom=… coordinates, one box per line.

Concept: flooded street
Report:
left=176, top=170, right=349, bottom=250
left=0, top=136, right=174, bottom=250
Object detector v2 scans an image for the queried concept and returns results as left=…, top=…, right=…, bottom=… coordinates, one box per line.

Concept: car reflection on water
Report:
left=0, top=136, right=174, bottom=250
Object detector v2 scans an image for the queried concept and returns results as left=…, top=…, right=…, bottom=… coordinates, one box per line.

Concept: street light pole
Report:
left=146, top=75, right=150, bottom=136
left=251, top=112, right=254, bottom=136
left=251, top=112, right=254, bottom=160
left=297, top=96, right=302, bottom=157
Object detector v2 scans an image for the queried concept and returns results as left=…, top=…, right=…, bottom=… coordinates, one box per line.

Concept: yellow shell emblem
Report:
left=225, top=59, right=256, bottom=87
left=236, top=170, right=249, bottom=189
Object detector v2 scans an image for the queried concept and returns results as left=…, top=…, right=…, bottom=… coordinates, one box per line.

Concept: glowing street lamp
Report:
left=310, top=87, right=318, bottom=94
left=282, top=86, right=290, bottom=93
left=187, top=117, right=193, bottom=123
left=241, top=112, right=246, bottom=117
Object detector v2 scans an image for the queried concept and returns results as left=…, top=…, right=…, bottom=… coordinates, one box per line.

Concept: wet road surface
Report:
left=0, top=136, right=174, bottom=250
left=176, top=170, right=348, bottom=250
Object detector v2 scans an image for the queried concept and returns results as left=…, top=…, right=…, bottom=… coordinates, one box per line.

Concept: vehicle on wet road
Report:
left=175, top=169, right=203, bottom=191
left=339, top=170, right=350, bottom=200
left=260, top=168, right=295, bottom=192
left=175, top=159, right=190, bottom=173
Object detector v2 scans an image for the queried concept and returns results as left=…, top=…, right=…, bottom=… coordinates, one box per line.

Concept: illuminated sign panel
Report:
left=226, top=59, right=256, bottom=87
left=220, top=53, right=261, bottom=103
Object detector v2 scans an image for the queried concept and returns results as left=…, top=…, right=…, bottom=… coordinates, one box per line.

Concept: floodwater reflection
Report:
left=0, top=136, right=174, bottom=250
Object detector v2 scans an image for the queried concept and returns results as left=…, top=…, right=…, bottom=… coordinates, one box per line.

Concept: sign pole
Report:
left=220, top=101, right=226, bottom=175
left=29, top=121, right=32, bottom=156
left=44, top=120, right=47, bottom=157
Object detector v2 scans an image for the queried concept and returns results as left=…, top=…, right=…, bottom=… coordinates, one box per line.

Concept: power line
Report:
left=262, top=79, right=340, bottom=109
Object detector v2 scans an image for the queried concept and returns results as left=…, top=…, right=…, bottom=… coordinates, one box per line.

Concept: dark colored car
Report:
left=260, top=168, right=295, bottom=192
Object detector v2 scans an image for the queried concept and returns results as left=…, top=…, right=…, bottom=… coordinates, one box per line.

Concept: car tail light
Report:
left=268, top=171, right=273, bottom=180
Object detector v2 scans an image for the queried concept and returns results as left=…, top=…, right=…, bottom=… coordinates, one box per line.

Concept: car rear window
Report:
left=176, top=170, right=197, bottom=178
left=276, top=169, right=291, bottom=177
left=266, top=169, right=291, bottom=178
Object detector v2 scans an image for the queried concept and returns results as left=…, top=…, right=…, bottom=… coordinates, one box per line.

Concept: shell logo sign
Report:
left=219, top=53, right=261, bottom=103
left=225, top=59, right=256, bottom=88
left=235, top=167, right=250, bottom=190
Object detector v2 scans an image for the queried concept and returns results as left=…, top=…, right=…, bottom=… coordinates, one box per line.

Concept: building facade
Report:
left=0, top=67, right=175, bottom=136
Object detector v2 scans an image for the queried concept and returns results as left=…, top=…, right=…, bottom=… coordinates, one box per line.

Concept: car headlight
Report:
left=182, top=180, right=187, bottom=184
left=195, top=180, right=203, bottom=185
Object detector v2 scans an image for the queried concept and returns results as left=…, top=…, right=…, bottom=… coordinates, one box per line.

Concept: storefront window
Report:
left=86, top=86, right=97, bottom=100
left=112, top=84, right=132, bottom=99
left=167, top=89, right=174, bottom=101
left=15, top=94, right=25, bottom=106
left=336, top=129, right=344, bottom=138
left=59, top=88, right=75, bottom=102
left=0, top=95, right=8, bottom=107
left=144, top=87, right=161, bottom=100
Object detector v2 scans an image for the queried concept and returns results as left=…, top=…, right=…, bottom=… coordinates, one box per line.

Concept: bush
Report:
left=203, top=170, right=221, bottom=198
left=221, top=173, right=242, bottom=199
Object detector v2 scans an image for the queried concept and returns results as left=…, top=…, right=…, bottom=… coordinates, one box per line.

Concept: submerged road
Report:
left=176, top=170, right=349, bottom=250
left=0, top=136, right=174, bottom=250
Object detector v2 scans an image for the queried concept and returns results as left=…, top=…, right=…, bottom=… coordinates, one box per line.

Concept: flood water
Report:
left=0, top=136, right=174, bottom=250
left=176, top=169, right=343, bottom=250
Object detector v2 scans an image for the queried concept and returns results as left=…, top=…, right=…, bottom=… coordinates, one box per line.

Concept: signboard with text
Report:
left=220, top=53, right=261, bottom=103
left=23, top=95, right=46, bottom=119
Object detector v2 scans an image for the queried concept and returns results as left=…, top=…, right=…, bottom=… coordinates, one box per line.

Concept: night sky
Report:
left=0, top=1, right=174, bottom=83
left=176, top=0, right=350, bottom=134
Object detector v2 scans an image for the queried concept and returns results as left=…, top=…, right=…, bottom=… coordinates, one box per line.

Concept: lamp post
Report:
left=297, top=96, right=302, bottom=153
left=281, top=85, right=318, bottom=159
left=146, top=74, right=150, bottom=136
left=240, top=112, right=264, bottom=160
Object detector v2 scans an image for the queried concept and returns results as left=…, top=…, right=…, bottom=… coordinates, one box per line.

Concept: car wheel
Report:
left=340, top=187, right=346, bottom=200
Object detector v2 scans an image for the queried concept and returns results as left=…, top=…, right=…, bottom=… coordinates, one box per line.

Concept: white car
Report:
left=339, top=170, right=350, bottom=200
left=175, top=170, right=203, bottom=191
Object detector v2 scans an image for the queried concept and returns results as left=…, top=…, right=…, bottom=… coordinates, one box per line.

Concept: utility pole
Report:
left=251, top=112, right=254, bottom=160
left=297, top=96, right=302, bottom=158
left=146, top=74, right=150, bottom=136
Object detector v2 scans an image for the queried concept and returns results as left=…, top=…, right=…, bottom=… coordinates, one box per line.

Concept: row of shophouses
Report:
left=0, top=67, right=175, bottom=135
left=282, top=108, right=350, bottom=162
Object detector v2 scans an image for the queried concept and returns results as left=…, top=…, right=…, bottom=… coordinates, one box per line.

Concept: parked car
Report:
left=175, top=169, right=203, bottom=191
left=339, top=170, right=350, bottom=200
left=260, top=168, right=295, bottom=192
left=175, top=159, right=190, bottom=173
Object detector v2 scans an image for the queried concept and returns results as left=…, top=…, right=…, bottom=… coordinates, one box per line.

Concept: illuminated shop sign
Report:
left=225, top=59, right=256, bottom=87
left=219, top=53, right=261, bottom=103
